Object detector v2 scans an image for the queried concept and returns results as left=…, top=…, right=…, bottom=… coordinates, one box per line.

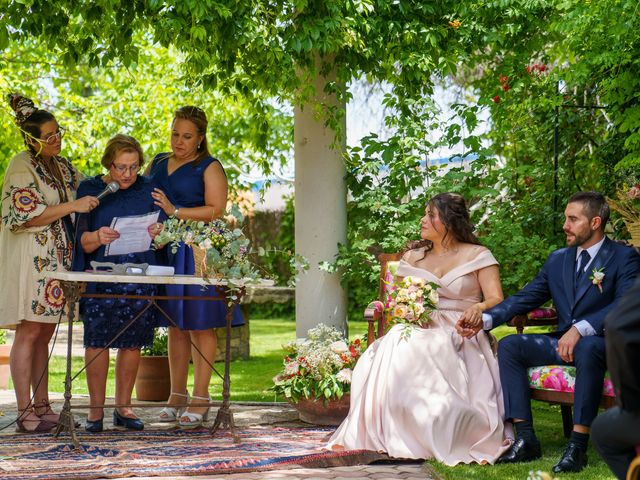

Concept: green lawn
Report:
left=47, top=317, right=368, bottom=402
left=45, top=318, right=616, bottom=479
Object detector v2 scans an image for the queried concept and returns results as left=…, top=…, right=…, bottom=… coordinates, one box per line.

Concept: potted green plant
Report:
left=271, top=324, right=364, bottom=425
left=134, top=327, right=170, bottom=401
left=0, top=330, right=11, bottom=390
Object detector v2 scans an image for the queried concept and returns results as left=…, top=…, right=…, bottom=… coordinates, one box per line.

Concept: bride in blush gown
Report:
left=327, top=193, right=513, bottom=465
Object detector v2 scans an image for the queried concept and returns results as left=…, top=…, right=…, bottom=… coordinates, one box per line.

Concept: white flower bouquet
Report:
left=271, top=324, right=364, bottom=404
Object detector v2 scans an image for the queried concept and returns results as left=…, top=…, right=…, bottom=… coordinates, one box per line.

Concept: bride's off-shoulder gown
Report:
left=327, top=248, right=512, bottom=465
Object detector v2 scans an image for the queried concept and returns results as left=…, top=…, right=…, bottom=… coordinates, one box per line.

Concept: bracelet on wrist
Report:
left=172, top=207, right=180, bottom=218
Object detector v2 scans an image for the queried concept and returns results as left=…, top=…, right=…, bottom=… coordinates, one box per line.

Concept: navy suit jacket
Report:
left=487, top=237, right=640, bottom=335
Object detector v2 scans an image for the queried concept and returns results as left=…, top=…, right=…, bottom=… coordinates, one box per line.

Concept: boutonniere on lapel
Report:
left=589, top=267, right=605, bottom=293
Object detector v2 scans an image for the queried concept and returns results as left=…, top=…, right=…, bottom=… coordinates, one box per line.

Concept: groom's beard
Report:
left=565, top=228, right=593, bottom=247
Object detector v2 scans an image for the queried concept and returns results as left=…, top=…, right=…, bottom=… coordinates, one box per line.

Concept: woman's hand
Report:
left=151, top=188, right=175, bottom=216
left=456, top=304, right=484, bottom=338
left=96, top=226, right=120, bottom=245
left=147, top=222, right=163, bottom=240
left=72, top=195, right=99, bottom=213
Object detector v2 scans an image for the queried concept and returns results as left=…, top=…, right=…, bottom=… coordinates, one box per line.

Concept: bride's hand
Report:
left=460, top=304, right=482, bottom=326
left=456, top=305, right=483, bottom=338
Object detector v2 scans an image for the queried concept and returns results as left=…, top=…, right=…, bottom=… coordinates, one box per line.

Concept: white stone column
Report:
left=294, top=62, right=347, bottom=338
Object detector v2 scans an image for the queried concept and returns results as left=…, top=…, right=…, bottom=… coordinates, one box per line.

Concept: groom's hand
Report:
left=557, top=326, right=582, bottom=362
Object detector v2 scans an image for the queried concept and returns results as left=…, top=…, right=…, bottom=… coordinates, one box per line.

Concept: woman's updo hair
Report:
left=173, top=105, right=210, bottom=163
left=406, top=192, right=481, bottom=255
left=101, top=134, right=145, bottom=169
left=7, top=93, right=57, bottom=155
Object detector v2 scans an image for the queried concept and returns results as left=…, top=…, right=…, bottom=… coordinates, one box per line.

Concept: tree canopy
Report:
left=2, top=0, right=640, bottom=315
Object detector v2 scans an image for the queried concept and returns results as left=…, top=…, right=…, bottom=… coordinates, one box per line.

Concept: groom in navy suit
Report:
left=457, top=192, right=640, bottom=473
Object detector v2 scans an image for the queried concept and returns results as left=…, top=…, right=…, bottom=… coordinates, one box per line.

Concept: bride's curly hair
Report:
left=405, top=192, right=481, bottom=256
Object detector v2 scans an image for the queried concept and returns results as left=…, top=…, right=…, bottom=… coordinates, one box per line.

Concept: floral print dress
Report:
left=0, top=151, right=79, bottom=328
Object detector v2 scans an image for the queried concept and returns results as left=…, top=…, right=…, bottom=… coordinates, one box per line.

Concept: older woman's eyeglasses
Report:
left=111, top=163, right=140, bottom=174
left=39, top=127, right=66, bottom=145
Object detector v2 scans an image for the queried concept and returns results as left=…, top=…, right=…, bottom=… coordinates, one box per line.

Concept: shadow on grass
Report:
left=426, top=403, right=616, bottom=480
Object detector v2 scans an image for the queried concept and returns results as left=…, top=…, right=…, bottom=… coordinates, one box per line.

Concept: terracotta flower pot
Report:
left=292, top=394, right=350, bottom=426
left=0, top=344, right=11, bottom=390
left=135, top=356, right=170, bottom=401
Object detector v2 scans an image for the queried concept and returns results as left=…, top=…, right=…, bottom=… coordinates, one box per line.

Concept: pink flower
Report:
left=542, top=375, right=562, bottom=391
left=531, top=370, right=541, bottom=382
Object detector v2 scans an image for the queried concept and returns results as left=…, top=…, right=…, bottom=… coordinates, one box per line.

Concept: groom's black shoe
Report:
left=552, top=442, right=588, bottom=473
left=496, top=438, right=542, bottom=463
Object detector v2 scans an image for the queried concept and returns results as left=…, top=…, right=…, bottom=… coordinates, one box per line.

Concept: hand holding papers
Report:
left=104, top=211, right=160, bottom=256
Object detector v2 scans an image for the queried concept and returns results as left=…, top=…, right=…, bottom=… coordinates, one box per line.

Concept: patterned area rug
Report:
left=0, top=426, right=385, bottom=479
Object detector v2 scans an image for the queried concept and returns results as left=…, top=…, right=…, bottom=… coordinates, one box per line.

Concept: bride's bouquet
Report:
left=385, top=276, right=439, bottom=337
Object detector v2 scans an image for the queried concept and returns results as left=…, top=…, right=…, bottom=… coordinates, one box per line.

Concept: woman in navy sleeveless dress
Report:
left=73, top=135, right=163, bottom=432
left=149, top=106, right=243, bottom=428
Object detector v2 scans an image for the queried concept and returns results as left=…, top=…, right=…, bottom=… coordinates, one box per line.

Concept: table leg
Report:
left=54, top=280, right=82, bottom=449
left=210, top=296, right=240, bottom=443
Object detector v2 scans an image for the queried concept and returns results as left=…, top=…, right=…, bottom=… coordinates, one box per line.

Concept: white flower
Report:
left=284, top=361, right=299, bottom=376
left=413, top=303, right=425, bottom=316
left=199, top=238, right=213, bottom=250
left=592, top=271, right=604, bottom=282
left=184, top=231, right=194, bottom=245
left=330, top=340, right=348, bottom=354
left=428, top=289, right=439, bottom=305
left=336, top=368, right=353, bottom=384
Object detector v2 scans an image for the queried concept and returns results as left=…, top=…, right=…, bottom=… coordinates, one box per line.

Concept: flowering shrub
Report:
left=271, top=324, right=364, bottom=404
left=385, top=276, right=439, bottom=337
left=153, top=206, right=259, bottom=288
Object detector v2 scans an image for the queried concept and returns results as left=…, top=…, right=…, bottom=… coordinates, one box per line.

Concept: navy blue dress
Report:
left=149, top=153, right=244, bottom=330
left=73, top=175, right=162, bottom=349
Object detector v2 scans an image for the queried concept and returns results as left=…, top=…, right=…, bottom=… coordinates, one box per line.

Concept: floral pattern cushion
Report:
left=528, top=365, right=615, bottom=397
left=528, top=307, right=557, bottom=319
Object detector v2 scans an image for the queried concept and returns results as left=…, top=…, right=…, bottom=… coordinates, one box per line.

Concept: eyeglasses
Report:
left=111, top=163, right=141, bottom=174
left=38, top=127, right=66, bottom=145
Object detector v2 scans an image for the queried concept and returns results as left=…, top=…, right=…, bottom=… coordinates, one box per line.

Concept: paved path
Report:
left=0, top=391, right=436, bottom=479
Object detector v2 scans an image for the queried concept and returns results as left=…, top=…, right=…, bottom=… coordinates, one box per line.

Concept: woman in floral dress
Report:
left=0, top=94, right=98, bottom=432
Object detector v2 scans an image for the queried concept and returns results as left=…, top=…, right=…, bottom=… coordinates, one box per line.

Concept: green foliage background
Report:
left=2, top=0, right=640, bottom=320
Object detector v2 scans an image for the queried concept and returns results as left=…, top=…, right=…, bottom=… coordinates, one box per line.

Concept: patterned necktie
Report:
left=575, top=250, right=591, bottom=282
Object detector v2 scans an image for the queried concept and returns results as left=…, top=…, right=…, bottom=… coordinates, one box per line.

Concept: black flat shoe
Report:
left=496, top=438, right=542, bottom=464
left=552, top=442, right=588, bottom=473
left=113, top=409, right=144, bottom=431
left=85, top=417, right=104, bottom=433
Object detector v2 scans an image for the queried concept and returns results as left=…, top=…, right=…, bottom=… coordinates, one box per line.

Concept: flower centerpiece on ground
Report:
left=384, top=275, right=439, bottom=337
left=608, top=183, right=640, bottom=245
left=153, top=206, right=259, bottom=293
left=272, top=323, right=364, bottom=425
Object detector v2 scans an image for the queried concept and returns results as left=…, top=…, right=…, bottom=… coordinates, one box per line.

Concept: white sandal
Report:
left=178, top=395, right=210, bottom=428
left=158, top=392, right=189, bottom=422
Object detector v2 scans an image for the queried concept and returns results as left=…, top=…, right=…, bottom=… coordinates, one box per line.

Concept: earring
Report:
left=197, top=142, right=202, bottom=150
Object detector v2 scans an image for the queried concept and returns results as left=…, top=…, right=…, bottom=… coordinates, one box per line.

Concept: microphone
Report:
left=96, top=181, right=120, bottom=200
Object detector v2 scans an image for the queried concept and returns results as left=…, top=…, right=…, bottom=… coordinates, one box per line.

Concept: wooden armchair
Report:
left=364, top=253, right=402, bottom=346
